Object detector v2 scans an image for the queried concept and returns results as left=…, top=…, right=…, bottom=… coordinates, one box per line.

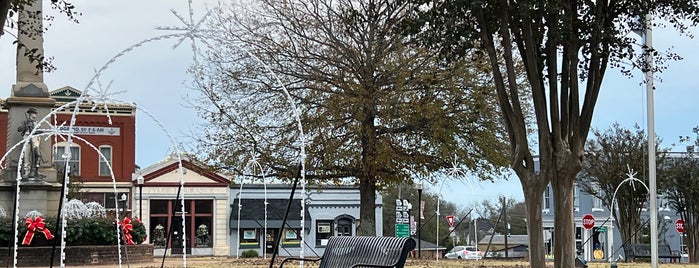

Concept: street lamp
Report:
left=119, top=193, right=128, bottom=219
left=137, top=176, right=144, bottom=220
left=417, top=182, right=423, bottom=259
left=632, top=13, right=659, bottom=267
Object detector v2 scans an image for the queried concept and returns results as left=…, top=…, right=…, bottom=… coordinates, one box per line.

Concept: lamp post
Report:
left=137, top=176, right=144, bottom=220
left=633, top=13, right=658, bottom=267
left=119, top=193, right=127, bottom=219
left=417, top=182, right=423, bottom=259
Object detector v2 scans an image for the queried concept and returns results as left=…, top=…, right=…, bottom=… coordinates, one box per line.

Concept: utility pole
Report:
left=502, top=196, right=509, bottom=258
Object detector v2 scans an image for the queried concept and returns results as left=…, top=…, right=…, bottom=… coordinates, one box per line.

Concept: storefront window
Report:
left=195, top=200, right=212, bottom=213
left=282, top=228, right=301, bottom=247
left=316, top=221, right=333, bottom=246
left=240, top=229, right=259, bottom=248
left=149, top=199, right=214, bottom=248
left=151, top=217, right=168, bottom=248
left=195, top=217, right=212, bottom=247
left=151, top=200, right=169, bottom=214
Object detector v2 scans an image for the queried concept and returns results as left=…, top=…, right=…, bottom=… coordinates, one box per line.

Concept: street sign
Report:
left=395, top=223, right=410, bottom=237
left=410, top=216, right=416, bottom=235
left=675, top=218, right=685, bottom=233
left=396, top=199, right=412, bottom=225
left=597, top=226, right=607, bottom=233
left=446, top=215, right=455, bottom=227
left=582, top=214, right=595, bottom=229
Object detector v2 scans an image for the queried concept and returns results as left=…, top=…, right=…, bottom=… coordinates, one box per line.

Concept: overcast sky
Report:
left=2, top=1, right=698, bottom=208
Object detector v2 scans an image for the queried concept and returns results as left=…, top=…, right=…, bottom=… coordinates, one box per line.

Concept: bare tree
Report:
left=191, top=0, right=510, bottom=235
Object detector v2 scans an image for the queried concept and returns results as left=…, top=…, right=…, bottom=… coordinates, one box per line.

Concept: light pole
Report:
left=119, top=193, right=128, bottom=219
left=417, top=182, right=423, bottom=259
left=502, top=196, right=508, bottom=258
left=638, top=13, right=659, bottom=268
left=137, top=176, right=144, bottom=220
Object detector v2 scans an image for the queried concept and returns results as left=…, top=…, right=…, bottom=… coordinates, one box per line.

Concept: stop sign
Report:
left=676, top=219, right=685, bottom=233
left=582, top=214, right=595, bottom=229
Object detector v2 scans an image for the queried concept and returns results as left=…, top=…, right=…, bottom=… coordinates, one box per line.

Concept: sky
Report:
left=1, top=1, right=698, bottom=209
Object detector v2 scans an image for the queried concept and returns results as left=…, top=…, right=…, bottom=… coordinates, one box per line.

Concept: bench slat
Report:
left=622, top=244, right=679, bottom=261
left=280, top=236, right=416, bottom=268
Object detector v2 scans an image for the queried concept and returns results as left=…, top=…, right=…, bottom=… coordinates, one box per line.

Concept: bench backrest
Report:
left=623, top=244, right=675, bottom=258
left=319, top=236, right=416, bottom=268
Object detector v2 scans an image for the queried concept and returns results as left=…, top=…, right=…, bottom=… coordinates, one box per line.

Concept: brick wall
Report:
left=0, top=244, right=153, bottom=266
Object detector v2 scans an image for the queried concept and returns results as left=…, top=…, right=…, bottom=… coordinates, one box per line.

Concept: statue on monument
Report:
left=17, top=107, right=45, bottom=179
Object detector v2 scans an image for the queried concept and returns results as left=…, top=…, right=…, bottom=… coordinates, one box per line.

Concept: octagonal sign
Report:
left=582, top=214, right=595, bottom=229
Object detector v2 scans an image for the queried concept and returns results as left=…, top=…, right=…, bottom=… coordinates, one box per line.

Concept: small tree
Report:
left=659, top=128, right=699, bottom=263
left=580, top=123, right=667, bottom=245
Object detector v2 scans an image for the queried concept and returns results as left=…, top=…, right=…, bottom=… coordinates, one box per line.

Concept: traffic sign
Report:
left=582, top=214, right=595, bottom=229
left=446, top=215, right=455, bottom=227
left=675, top=219, right=685, bottom=233
left=395, top=224, right=410, bottom=237
left=597, top=226, right=607, bottom=233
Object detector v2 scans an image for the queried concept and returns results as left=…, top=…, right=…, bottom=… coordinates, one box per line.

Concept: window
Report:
left=99, top=146, right=112, bottom=176
left=149, top=199, right=214, bottom=249
left=151, top=217, right=168, bottom=248
left=573, top=184, right=580, bottom=212
left=575, top=227, right=583, bottom=251
left=316, top=221, right=333, bottom=246
left=149, top=200, right=171, bottom=249
left=240, top=229, right=259, bottom=248
left=542, top=186, right=551, bottom=212
left=592, top=184, right=604, bottom=212
left=84, top=192, right=127, bottom=210
left=337, top=217, right=353, bottom=236
left=54, top=144, right=80, bottom=175
left=195, top=217, right=212, bottom=247
left=658, top=194, right=671, bottom=211
left=282, top=228, right=301, bottom=247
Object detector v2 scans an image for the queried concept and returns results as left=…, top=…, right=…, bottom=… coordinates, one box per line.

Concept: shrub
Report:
left=0, top=216, right=147, bottom=246
left=241, top=249, right=259, bottom=258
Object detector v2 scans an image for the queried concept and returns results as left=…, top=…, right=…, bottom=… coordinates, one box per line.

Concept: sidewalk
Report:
left=54, top=256, right=282, bottom=268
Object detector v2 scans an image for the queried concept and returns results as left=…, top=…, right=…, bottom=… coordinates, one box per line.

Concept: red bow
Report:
left=120, top=217, right=134, bottom=245
left=23, top=216, right=54, bottom=245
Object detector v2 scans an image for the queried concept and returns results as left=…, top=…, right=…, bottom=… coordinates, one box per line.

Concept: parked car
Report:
left=444, top=246, right=483, bottom=260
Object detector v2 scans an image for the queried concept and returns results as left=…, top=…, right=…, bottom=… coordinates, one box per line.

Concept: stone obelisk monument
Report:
left=0, top=0, right=60, bottom=217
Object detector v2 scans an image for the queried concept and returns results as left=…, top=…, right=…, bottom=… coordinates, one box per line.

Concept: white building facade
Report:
left=229, top=184, right=383, bottom=257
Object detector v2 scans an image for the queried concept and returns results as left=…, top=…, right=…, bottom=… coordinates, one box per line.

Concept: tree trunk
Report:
left=357, top=179, right=377, bottom=235
left=523, top=184, right=546, bottom=268
left=690, top=212, right=698, bottom=263
left=552, top=172, right=576, bottom=268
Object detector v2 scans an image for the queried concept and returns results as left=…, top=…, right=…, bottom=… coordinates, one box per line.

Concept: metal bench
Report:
left=280, top=236, right=416, bottom=268
left=622, top=244, right=680, bottom=262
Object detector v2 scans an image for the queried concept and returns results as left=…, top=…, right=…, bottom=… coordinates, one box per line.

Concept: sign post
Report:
left=675, top=218, right=685, bottom=233
left=582, top=214, right=595, bottom=230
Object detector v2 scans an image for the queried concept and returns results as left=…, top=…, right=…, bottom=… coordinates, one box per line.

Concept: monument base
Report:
left=0, top=179, right=62, bottom=218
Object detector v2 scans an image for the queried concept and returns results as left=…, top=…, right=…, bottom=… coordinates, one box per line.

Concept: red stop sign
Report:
left=676, top=219, right=685, bottom=233
left=582, top=214, right=595, bottom=229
